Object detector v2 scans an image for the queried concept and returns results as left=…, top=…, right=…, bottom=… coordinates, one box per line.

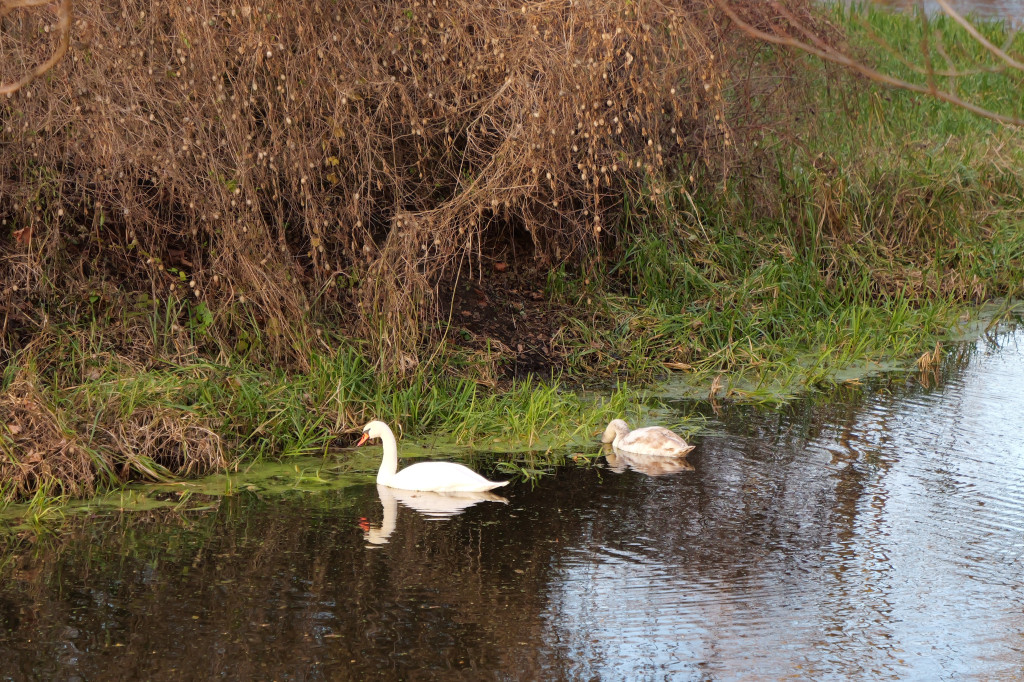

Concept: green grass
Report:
left=835, top=3, right=1024, bottom=131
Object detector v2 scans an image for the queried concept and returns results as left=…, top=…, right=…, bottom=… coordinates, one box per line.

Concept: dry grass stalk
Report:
left=916, top=341, right=942, bottom=371
left=0, top=376, right=96, bottom=498
left=0, top=369, right=225, bottom=500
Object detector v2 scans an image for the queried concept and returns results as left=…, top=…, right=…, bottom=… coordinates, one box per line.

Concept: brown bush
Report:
left=0, top=369, right=225, bottom=500
left=0, top=375, right=98, bottom=498
left=0, top=0, right=807, bottom=370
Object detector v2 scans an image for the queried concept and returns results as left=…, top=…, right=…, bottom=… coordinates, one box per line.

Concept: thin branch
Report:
left=0, top=0, right=73, bottom=96
left=713, top=0, right=1024, bottom=127
left=768, top=0, right=834, bottom=55
left=0, top=0, right=55, bottom=17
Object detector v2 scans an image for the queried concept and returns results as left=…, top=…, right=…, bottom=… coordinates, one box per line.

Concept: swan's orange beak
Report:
left=356, top=432, right=370, bottom=447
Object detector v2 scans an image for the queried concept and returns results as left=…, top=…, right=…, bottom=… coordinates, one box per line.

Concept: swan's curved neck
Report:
left=376, top=426, right=399, bottom=485
left=611, top=422, right=629, bottom=448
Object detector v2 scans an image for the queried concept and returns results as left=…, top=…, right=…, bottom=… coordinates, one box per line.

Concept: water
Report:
left=2, top=327, right=1024, bottom=679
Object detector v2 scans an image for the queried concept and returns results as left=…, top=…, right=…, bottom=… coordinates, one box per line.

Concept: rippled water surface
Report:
left=2, top=328, right=1024, bottom=680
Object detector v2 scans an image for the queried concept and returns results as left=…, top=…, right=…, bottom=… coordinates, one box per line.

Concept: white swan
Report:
left=356, top=420, right=509, bottom=492
left=600, top=419, right=695, bottom=457
left=361, top=484, right=507, bottom=546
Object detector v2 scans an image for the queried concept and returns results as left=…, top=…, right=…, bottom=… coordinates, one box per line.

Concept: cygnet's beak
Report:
left=356, top=432, right=370, bottom=447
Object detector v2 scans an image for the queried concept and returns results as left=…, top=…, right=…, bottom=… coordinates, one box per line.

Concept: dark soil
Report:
left=438, top=261, right=568, bottom=379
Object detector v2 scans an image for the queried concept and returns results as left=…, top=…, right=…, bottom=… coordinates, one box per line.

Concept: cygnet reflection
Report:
left=604, top=445, right=695, bottom=477
left=362, top=483, right=508, bottom=546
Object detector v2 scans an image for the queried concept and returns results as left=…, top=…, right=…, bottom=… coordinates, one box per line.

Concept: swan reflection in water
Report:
left=360, top=483, right=508, bottom=546
left=603, top=445, right=695, bottom=477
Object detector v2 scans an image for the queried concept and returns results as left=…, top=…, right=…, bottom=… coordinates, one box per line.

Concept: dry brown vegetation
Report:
left=0, top=0, right=813, bottom=372
left=0, top=368, right=225, bottom=498
left=0, top=0, right=72, bottom=96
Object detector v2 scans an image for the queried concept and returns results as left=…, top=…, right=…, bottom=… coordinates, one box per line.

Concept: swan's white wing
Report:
left=389, top=461, right=508, bottom=492
left=617, top=426, right=694, bottom=457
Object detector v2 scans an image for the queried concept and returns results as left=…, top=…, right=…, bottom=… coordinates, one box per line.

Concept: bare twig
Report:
left=0, top=0, right=73, bottom=96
